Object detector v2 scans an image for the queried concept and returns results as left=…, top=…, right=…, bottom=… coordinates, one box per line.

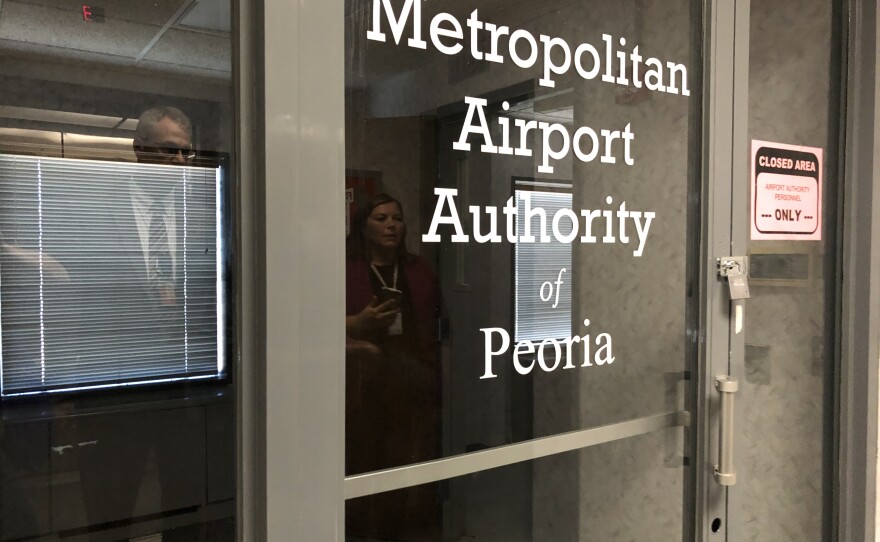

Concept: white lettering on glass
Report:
left=422, top=188, right=655, bottom=258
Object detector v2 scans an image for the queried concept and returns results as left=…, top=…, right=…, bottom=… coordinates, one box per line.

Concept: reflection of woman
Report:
left=345, top=194, right=441, bottom=542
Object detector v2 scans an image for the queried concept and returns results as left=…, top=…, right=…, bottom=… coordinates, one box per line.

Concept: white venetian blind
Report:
left=0, top=154, right=225, bottom=396
left=514, top=188, right=573, bottom=342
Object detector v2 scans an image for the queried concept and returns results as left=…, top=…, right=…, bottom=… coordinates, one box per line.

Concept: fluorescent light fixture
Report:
left=0, top=105, right=124, bottom=129
left=63, top=133, right=134, bottom=147
left=117, top=118, right=139, bottom=131
left=0, top=127, right=63, bottom=142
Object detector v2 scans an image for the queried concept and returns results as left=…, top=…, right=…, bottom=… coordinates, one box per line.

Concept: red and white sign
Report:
left=751, top=140, right=822, bottom=241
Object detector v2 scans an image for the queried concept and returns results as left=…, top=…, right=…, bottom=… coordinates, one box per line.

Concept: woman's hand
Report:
left=346, top=336, right=381, bottom=356
left=348, top=296, right=400, bottom=333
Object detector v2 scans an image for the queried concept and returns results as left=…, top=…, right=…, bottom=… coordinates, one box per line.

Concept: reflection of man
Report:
left=76, top=107, right=210, bottom=539
left=130, top=107, right=194, bottom=309
left=64, top=106, right=197, bottom=371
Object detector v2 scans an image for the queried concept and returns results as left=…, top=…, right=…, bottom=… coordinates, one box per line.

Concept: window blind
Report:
left=0, top=154, right=225, bottom=396
left=514, top=189, right=572, bottom=342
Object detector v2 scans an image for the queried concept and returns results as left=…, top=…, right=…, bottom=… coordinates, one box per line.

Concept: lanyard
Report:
left=370, top=262, right=398, bottom=290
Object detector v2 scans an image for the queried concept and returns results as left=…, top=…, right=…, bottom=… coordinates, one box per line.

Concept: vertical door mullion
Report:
left=725, top=0, right=751, bottom=541
left=260, top=0, right=346, bottom=540
left=838, top=0, right=879, bottom=539
left=234, top=0, right=263, bottom=538
left=699, top=0, right=739, bottom=539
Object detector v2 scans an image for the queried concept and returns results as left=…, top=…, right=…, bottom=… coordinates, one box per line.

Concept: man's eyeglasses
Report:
left=152, top=146, right=196, bottom=160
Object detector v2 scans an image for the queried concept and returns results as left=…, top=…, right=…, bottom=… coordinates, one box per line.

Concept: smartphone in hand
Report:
left=379, top=287, right=402, bottom=304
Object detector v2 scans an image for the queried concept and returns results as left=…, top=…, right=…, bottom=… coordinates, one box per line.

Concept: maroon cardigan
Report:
left=346, top=255, right=440, bottom=361
left=345, top=255, right=443, bottom=537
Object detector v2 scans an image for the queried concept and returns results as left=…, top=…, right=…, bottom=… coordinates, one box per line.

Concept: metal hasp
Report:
left=714, top=375, right=739, bottom=486
left=717, top=256, right=750, bottom=300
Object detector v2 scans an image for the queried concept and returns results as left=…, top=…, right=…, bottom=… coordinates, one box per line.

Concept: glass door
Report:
left=722, top=0, right=844, bottom=540
left=343, top=0, right=704, bottom=539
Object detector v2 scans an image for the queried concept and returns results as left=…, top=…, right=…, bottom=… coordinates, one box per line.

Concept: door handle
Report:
left=714, top=375, right=738, bottom=486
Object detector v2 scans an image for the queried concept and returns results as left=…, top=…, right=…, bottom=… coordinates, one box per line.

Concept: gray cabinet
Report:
left=1, top=390, right=234, bottom=539
left=51, top=407, right=208, bottom=531
left=0, top=421, right=51, bottom=541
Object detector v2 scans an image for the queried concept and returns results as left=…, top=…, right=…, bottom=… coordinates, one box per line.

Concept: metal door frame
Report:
left=698, top=1, right=742, bottom=538
left=233, top=0, right=880, bottom=540
left=838, top=1, right=880, bottom=539
left=704, top=0, right=880, bottom=541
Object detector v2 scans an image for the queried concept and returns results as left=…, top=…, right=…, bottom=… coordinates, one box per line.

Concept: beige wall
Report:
left=876, top=0, right=880, bottom=536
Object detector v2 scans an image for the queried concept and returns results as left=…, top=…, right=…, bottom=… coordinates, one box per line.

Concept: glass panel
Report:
left=345, top=0, right=701, bottom=537
left=345, top=0, right=700, bottom=462
left=739, top=0, right=842, bottom=540
left=0, top=0, right=236, bottom=539
left=346, top=427, right=688, bottom=541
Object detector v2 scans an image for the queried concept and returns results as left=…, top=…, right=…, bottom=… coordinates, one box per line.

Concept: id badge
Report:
left=388, top=313, right=403, bottom=335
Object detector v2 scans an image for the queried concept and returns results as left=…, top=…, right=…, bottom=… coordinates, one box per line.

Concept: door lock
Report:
left=718, top=256, right=750, bottom=300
